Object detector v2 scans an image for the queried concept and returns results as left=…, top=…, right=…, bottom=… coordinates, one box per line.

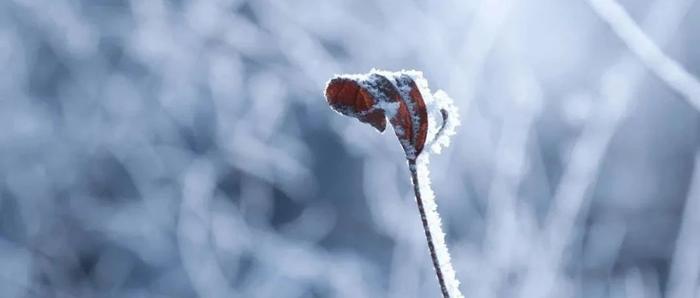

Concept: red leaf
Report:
left=324, top=71, right=431, bottom=160
left=325, top=77, right=387, bottom=132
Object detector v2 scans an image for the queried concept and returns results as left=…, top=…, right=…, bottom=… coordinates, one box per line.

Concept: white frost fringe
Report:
left=415, top=154, right=464, bottom=298
left=392, top=69, right=463, bottom=297
left=407, top=69, right=463, bottom=298
left=409, top=70, right=462, bottom=297
left=399, top=70, right=461, bottom=155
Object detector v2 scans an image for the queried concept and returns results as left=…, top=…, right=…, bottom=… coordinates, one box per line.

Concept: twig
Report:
left=409, top=158, right=450, bottom=298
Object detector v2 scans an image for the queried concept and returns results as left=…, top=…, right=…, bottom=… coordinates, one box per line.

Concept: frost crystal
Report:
left=428, top=90, right=460, bottom=154
left=413, top=155, right=463, bottom=298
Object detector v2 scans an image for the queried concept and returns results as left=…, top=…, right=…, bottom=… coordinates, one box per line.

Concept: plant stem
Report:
left=408, top=159, right=450, bottom=298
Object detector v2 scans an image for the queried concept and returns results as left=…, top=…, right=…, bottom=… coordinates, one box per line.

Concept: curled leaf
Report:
left=324, top=69, right=459, bottom=160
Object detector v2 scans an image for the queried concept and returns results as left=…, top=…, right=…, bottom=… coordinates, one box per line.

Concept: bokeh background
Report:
left=1, top=0, right=700, bottom=297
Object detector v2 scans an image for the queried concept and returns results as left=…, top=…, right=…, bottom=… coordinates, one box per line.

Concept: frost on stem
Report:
left=411, top=156, right=462, bottom=298
left=324, top=69, right=462, bottom=298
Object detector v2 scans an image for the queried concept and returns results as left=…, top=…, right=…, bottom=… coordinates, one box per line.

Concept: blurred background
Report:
left=1, top=0, right=700, bottom=297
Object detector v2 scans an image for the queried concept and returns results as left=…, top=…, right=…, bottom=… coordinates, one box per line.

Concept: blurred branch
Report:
left=666, top=151, right=700, bottom=298
left=587, top=0, right=700, bottom=111
left=519, top=0, right=696, bottom=296
left=477, top=67, right=542, bottom=298
left=178, top=160, right=237, bottom=298
left=449, top=0, right=515, bottom=113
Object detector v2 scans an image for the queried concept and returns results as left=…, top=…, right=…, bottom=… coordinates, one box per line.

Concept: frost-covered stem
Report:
left=408, top=158, right=450, bottom=298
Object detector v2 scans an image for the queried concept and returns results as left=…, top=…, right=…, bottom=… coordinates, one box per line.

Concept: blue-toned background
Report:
left=1, top=0, right=700, bottom=297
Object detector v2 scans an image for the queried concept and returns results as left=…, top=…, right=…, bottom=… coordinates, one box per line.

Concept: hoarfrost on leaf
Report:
left=324, top=69, right=463, bottom=298
left=324, top=69, right=460, bottom=161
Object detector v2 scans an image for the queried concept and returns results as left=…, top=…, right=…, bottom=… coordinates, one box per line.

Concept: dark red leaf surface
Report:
left=325, top=71, right=430, bottom=160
